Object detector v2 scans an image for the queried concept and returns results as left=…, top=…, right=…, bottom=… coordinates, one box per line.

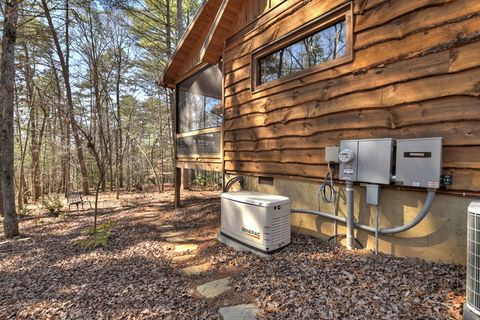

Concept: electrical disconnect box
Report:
left=338, top=137, right=442, bottom=188
left=395, top=137, right=442, bottom=188
left=339, top=139, right=394, bottom=184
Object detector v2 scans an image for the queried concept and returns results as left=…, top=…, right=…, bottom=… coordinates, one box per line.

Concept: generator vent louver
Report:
left=466, top=202, right=480, bottom=318
left=271, top=215, right=290, bottom=243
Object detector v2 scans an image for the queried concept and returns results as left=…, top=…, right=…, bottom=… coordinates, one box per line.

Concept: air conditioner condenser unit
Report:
left=219, top=191, right=291, bottom=254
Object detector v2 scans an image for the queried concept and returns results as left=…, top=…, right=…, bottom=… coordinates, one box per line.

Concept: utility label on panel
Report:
left=404, top=152, right=432, bottom=158
left=428, top=181, right=439, bottom=188
left=343, top=168, right=354, bottom=174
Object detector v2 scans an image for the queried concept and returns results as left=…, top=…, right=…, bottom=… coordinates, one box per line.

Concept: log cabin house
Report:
left=159, top=0, right=480, bottom=264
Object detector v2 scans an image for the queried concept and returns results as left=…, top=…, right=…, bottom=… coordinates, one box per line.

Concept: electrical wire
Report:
left=318, top=162, right=337, bottom=205
left=223, top=176, right=244, bottom=192
left=317, top=162, right=341, bottom=243
left=327, top=234, right=364, bottom=249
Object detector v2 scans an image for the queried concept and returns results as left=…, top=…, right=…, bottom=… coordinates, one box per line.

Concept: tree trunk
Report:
left=115, top=47, right=123, bottom=196
left=41, top=0, right=90, bottom=195
left=176, top=0, right=184, bottom=40
left=15, top=96, right=30, bottom=210
left=182, top=169, right=190, bottom=190
left=1, top=0, right=20, bottom=238
left=23, top=44, right=42, bottom=201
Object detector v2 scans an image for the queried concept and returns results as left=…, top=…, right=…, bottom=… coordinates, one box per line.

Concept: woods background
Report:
left=1, top=0, right=208, bottom=216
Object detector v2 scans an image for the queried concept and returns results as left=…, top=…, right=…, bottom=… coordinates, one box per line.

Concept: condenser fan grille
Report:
left=467, top=207, right=480, bottom=314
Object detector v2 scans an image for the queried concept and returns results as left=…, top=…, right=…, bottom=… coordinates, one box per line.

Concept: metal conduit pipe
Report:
left=291, top=189, right=436, bottom=237
left=355, top=189, right=436, bottom=234
left=290, top=208, right=347, bottom=224
left=345, top=181, right=355, bottom=249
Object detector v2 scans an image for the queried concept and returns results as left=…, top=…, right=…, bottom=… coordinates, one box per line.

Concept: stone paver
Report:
left=166, top=236, right=188, bottom=243
left=154, top=223, right=174, bottom=230
left=166, top=235, right=198, bottom=243
left=171, top=254, right=196, bottom=264
left=218, top=304, right=259, bottom=320
left=180, top=262, right=211, bottom=276
left=160, top=230, right=186, bottom=238
left=143, top=207, right=158, bottom=212
left=196, top=277, right=231, bottom=298
left=173, top=243, right=198, bottom=253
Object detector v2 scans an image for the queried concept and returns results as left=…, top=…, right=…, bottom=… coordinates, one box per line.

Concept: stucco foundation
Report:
left=227, top=174, right=473, bottom=265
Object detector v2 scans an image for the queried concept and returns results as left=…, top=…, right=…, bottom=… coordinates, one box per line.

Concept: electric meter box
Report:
left=339, top=138, right=394, bottom=184
left=339, top=140, right=359, bottom=181
left=395, top=137, right=442, bottom=189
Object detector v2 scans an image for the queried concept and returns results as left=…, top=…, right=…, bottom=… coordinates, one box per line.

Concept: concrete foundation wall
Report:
left=227, top=174, right=474, bottom=265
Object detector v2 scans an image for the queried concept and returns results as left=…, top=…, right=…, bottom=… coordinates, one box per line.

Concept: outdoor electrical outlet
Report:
left=441, top=175, right=453, bottom=186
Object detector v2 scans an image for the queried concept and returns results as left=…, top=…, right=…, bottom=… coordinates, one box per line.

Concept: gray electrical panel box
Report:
left=339, top=138, right=394, bottom=184
left=395, top=137, right=442, bottom=189
left=358, top=138, right=394, bottom=185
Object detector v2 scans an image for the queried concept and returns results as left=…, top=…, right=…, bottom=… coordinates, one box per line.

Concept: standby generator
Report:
left=220, top=191, right=291, bottom=253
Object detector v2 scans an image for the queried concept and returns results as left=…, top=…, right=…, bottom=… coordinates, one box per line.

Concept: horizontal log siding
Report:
left=222, top=0, right=480, bottom=192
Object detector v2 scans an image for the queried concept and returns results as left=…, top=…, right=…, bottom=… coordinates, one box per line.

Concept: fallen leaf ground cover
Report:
left=0, top=190, right=465, bottom=319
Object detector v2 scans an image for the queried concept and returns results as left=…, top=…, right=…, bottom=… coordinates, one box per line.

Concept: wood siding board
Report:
left=226, top=0, right=296, bottom=48
left=443, top=147, right=480, bottom=169
left=352, top=14, right=480, bottom=70
left=225, top=65, right=250, bottom=87
left=225, top=79, right=250, bottom=97
left=355, top=0, right=480, bottom=49
left=224, top=160, right=329, bottom=178
left=354, top=0, right=454, bottom=33
left=353, top=0, right=388, bottom=15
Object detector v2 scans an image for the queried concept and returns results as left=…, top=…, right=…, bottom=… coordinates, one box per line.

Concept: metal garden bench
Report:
left=66, top=192, right=92, bottom=211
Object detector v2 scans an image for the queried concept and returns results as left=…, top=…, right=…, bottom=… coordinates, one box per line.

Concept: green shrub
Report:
left=17, top=207, right=32, bottom=219
left=41, top=194, right=63, bottom=217
left=76, top=221, right=115, bottom=249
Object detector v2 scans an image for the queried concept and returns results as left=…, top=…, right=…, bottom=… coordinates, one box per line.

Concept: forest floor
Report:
left=0, top=189, right=466, bottom=319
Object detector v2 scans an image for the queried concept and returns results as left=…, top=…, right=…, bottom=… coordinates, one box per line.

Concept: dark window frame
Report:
left=250, top=3, right=353, bottom=93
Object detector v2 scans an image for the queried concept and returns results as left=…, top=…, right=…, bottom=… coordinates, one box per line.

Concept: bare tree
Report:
left=41, top=0, right=90, bottom=195
left=1, top=0, right=21, bottom=238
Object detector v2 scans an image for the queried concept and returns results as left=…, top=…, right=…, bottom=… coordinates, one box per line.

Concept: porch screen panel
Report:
left=177, top=65, right=222, bottom=134
left=176, top=64, right=222, bottom=158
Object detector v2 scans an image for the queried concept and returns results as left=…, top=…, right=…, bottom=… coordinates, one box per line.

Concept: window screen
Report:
left=258, top=19, right=346, bottom=85
left=177, top=64, right=222, bottom=133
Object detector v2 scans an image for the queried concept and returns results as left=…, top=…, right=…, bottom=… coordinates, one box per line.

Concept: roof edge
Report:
left=159, top=0, right=221, bottom=87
